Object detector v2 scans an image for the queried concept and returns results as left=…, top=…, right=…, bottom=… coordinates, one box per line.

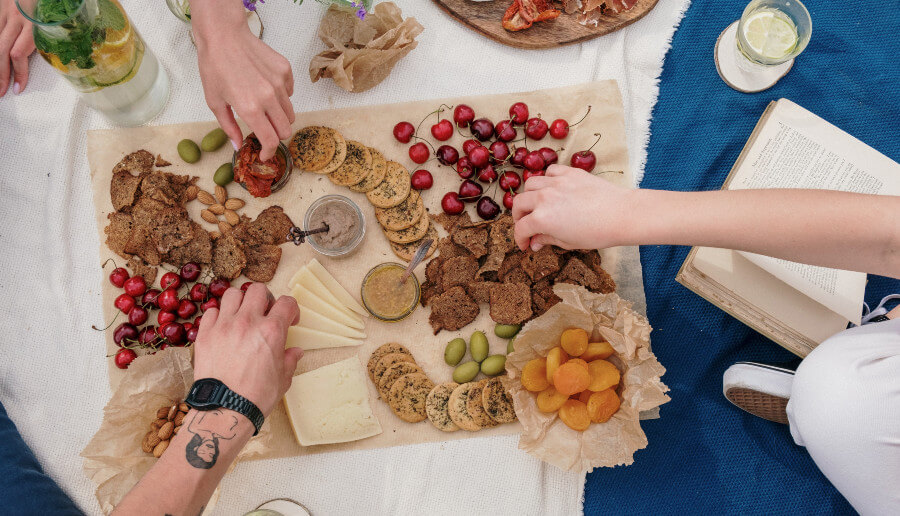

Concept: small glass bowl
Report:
left=303, top=194, right=366, bottom=257
left=232, top=141, right=294, bottom=195
left=360, top=263, right=421, bottom=322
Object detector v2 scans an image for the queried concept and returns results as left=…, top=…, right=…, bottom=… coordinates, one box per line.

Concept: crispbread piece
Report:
left=387, top=373, right=434, bottom=423
left=232, top=206, right=293, bottom=246
left=431, top=212, right=466, bottom=233
left=113, top=150, right=155, bottom=176
left=580, top=251, right=617, bottom=293
left=556, top=256, right=604, bottom=293
left=373, top=353, right=417, bottom=384
left=140, top=171, right=197, bottom=206
left=165, top=222, right=212, bottom=266
left=105, top=212, right=134, bottom=256
left=110, top=170, right=144, bottom=212
left=489, top=282, right=533, bottom=325
left=329, top=140, right=372, bottom=186
left=127, top=256, right=158, bottom=287
left=466, top=281, right=498, bottom=304
left=289, top=126, right=337, bottom=172
left=389, top=223, right=437, bottom=262
left=426, top=382, right=460, bottom=432
left=350, top=148, right=388, bottom=193
left=154, top=154, right=171, bottom=167
left=243, top=244, right=282, bottom=282
left=211, top=234, right=246, bottom=280
left=466, top=380, right=499, bottom=428
left=366, top=161, right=410, bottom=209
left=429, top=286, right=479, bottom=334
left=436, top=237, right=471, bottom=260
left=375, top=190, right=423, bottom=231
left=440, top=255, right=479, bottom=291
left=521, top=246, right=560, bottom=281
left=383, top=215, right=430, bottom=245
left=451, top=223, right=488, bottom=258
left=148, top=206, right=195, bottom=254
left=425, top=256, right=444, bottom=285
left=482, top=377, right=517, bottom=424
left=532, top=287, right=562, bottom=317
left=448, top=383, right=481, bottom=431
left=378, top=362, right=423, bottom=399
left=123, top=225, right=161, bottom=266
left=487, top=214, right=515, bottom=256
left=367, top=343, right=412, bottom=382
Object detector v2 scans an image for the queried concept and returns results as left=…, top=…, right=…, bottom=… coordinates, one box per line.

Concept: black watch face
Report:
left=191, top=379, right=219, bottom=404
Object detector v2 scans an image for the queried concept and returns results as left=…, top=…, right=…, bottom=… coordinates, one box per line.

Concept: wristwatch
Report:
left=185, top=378, right=265, bottom=436
left=867, top=314, right=890, bottom=323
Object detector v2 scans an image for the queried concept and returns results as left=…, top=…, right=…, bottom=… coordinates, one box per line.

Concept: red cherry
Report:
left=109, top=267, right=129, bottom=288
left=180, top=262, right=201, bottom=282
left=456, top=157, right=475, bottom=180
left=409, top=142, right=429, bottom=164
left=114, top=293, right=136, bottom=314
left=494, top=120, right=517, bottom=142
left=431, top=119, right=453, bottom=141
left=142, top=289, right=161, bottom=308
left=537, top=147, right=559, bottom=166
left=476, top=197, right=501, bottom=220
left=410, top=169, right=434, bottom=190
left=128, top=305, right=149, bottom=326
left=158, top=310, right=176, bottom=326
left=523, top=168, right=545, bottom=182
left=240, top=282, right=252, bottom=292
left=177, top=299, right=198, bottom=320
left=525, top=118, right=549, bottom=140
left=183, top=322, right=193, bottom=331
left=194, top=315, right=203, bottom=327
left=393, top=121, right=415, bottom=143
left=113, top=323, right=139, bottom=346
left=160, top=322, right=186, bottom=345
left=549, top=119, right=569, bottom=139
left=499, top=171, right=522, bottom=192
left=441, top=192, right=465, bottom=215
left=200, top=298, right=220, bottom=312
left=123, top=276, right=146, bottom=297
left=489, top=141, right=510, bottom=163
left=436, top=145, right=459, bottom=165
left=570, top=150, right=597, bottom=172
left=458, top=180, right=483, bottom=202
left=158, top=343, right=169, bottom=351
left=510, top=147, right=528, bottom=168
left=157, top=288, right=179, bottom=312
left=462, top=139, right=481, bottom=155
left=209, top=278, right=230, bottom=298
left=470, top=118, right=494, bottom=141
left=453, top=104, right=475, bottom=128
left=189, top=283, right=208, bottom=302
left=114, top=348, right=137, bottom=369
left=509, top=102, right=529, bottom=125
left=523, top=151, right=546, bottom=171
left=503, top=191, right=515, bottom=210
left=468, top=146, right=490, bottom=168
left=138, top=326, right=158, bottom=346
left=186, top=326, right=199, bottom=343
left=477, top=164, right=498, bottom=183
left=160, top=271, right=181, bottom=290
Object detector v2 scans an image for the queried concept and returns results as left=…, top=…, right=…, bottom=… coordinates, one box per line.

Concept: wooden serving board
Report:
left=432, top=0, right=659, bottom=49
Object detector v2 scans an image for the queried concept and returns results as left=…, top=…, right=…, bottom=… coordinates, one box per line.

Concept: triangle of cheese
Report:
left=292, top=284, right=364, bottom=330
left=293, top=266, right=358, bottom=321
left=299, top=308, right=366, bottom=339
left=284, top=326, right=363, bottom=351
left=307, top=259, right=368, bottom=317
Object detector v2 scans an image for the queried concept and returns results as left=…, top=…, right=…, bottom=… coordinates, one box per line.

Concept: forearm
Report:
left=188, top=0, right=248, bottom=47
left=623, top=188, right=900, bottom=278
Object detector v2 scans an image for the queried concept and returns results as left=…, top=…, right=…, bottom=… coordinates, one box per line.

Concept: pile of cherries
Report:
left=392, top=101, right=599, bottom=220
left=106, top=263, right=243, bottom=369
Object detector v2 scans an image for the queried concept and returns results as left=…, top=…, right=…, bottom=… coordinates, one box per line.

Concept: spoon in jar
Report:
left=286, top=224, right=329, bottom=245
left=400, top=238, right=433, bottom=284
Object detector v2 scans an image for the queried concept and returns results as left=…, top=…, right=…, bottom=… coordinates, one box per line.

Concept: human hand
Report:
left=192, top=283, right=303, bottom=416
left=191, top=0, right=294, bottom=160
left=512, top=164, right=634, bottom=251
left=0, top=0, right=35, bottom=98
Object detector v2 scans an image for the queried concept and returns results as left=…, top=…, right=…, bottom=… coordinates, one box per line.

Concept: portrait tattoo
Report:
left=183, top=410, right=238, bottom=469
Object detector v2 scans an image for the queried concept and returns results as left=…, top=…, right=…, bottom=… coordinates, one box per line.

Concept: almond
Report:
left=185, top=185, right=199, bottom=201
left=215, top=185, right=228, bottom=204
left=179, top=402, right=190, bottom=412
left=152, top=439, right=169, bottom=458
left=158, top=421, right=175, bottom=440
left=224, top=210, right=240, bottom=226
left=156, top=407, right=170, bottom=419
left=167, top=405, right=178, bottom=421
left=173, top=425, right=181, bottom=435
left=145, top=431, right=161, bottom=449
left=151, top=418, right=166, bottom=430
left=210, top=231, right=222, bottom=239
left=201, top=210, right=218, bottom=224
left=218, top=221, right=232, bottom=234
left=224, top=198, right=245, bottom=210
left=197, top=190, right=216, bottom=205
left=174, top=412, right=186, bottom=427
left=141, top=432, right=155, bottom=453
left=209, top=203, right=225, bottom=215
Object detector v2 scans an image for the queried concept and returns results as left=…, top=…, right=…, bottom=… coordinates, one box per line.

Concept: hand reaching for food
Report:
left=0, top=0, right=35, bottom=97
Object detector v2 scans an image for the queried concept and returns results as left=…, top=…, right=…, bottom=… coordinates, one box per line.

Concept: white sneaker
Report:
left=722, top=362, right=794, bottom=424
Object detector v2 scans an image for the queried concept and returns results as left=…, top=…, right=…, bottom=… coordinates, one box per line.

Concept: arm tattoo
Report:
left=183, top=410, right=238, bottom=470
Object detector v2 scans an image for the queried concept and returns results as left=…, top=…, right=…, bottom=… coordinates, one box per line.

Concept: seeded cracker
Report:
left=387, top=373, right=434, bottom=423
left=375, top=190, right=423, bottom=231
left=350, top=147, right=388, bottom=192
left=373, top=353, right=417, bottom=384
left=378, top=362, right=422, bottom=399
left=383, top=214, right=430, bottom=245
left=390, top=223, right=437, bottom=262
left=367, top=343, right=412, bottom=382
left=289, top=126, right=338, bottom=172
left=448, top=383, right=481, bottom=431
left=426, top=382, right=460, bottom=432
left=329, top=140, right=372, bottom=186
left=482, top=377, right=517, bottom=424
left=466, top=379, right=499, bottom=428
left=367, top=161, right=410, bottom=209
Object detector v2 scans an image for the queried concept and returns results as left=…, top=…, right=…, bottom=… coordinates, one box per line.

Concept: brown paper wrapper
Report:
left=506, top=284, right=670, bottom=472
left=310, top=3, right=424, bottom=92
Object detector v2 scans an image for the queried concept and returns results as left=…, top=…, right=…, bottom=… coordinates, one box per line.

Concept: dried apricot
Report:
left=521, top=358, right=550, bottom=392
left=567, top=358, right=589, bottom=371
left=577, top=390, right=592, bottom=404
left=536, top=386, right=569, bottom=413
left=546, top=346, right=568, bottom=384
left=587, top=389, right=621, bottom=423
left=560, top=328, right=589, bottom=357
left=552, top=362, right=592, bottom=396
left=587, top=359, right=621, bottom=392
left=580, top=341, right=615, bottom=361
left=559, top=399, right=591, bottom=431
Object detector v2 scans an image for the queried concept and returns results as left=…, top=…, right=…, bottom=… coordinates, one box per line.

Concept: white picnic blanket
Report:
left=0, top=0, right=688, bottom=514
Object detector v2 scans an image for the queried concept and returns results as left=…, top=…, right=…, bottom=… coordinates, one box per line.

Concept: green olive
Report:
left=201, top=128, right=228, bottom=152
left=494, top=323, right=521, bottom=339
left=480, top=355, right=507, bottom=376
left=177, top=139, right=201, bottom=164
left=469, top=331, right=489, bottom=363
left=444, top=338, right=467, bottom=366
left=507, top=336, right=516, bottom=354
left=213, top=162, right=234, bottom=186
left=452, top=361, right=480, bottom=384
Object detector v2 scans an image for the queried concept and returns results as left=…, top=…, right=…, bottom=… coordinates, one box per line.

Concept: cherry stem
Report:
left=569, top=105, right=592, bottom=127
left=415, top=106, right=450, bottom=136
left=101, top=258, right=119, bottom=270
left=591, top=170, right=624, bottom=176
left=92, top=311, right=121, bottom=332
left=585, top=133, right=603, bottom=153
left=410, top=134, right=436, bottom=153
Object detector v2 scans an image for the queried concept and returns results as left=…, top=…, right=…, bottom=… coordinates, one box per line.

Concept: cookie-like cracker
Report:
left=373, top=353, right=417, bottom=385
left=378, top=362, right=423, bottom=399
left=350, top=148, right=387, bottom=193
left=329, top=140, right=372, bottom=186
left=466, top=379, right=499, bottom=428
left=387, top=373, right=434, bottom=423
left=289, top=126, right=337, bottom=172
left=367, top=161, right=410, bottom=209
left=426, top=382, right=460, bottom=432
left=390, top=223, right=437, bottom=262
left=318, top=130, right=348, bottom=175
left=375, top=190, right=423, bottom=231
left=383, top=215, right=430, bottom=245
left=482, top=377, right=517, bottom=424
left=366, top=343, right=412, bottom=382
left=448, top=383, right=481, bottom=431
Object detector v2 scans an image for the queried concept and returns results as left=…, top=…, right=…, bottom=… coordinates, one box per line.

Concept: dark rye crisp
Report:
left=366, top=161, right=410, bottom=208
left=489, top=282, right=533, bottom=325
left=242, top=244, right=282, bottom=283
left=521, top=246, right=561, bottom=281
left=329, top=140, right=372, bottom=186
left=211, top=234, right=247, bottom=280
left=387, top=373, right=434, bottom=423
left=375, top=189, right=423, bottom=231
left=112, top=149, right=155, bottom=176
left=440, top=255, right=479, bottom=291
left=429, top=286, right=479, bottom=334
left=289, top=126, right=337, bottom=172
left=110, top=169, right=144, bottom=212
left=426, top=382, right=460, bottom=432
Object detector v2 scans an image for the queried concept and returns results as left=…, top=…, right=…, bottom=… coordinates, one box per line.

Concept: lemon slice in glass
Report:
left=742, top=9, right=799, bottom=60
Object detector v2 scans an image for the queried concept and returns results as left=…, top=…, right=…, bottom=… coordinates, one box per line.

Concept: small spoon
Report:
left=400, top=238, right=433, bottom=284
left=286, top=224, right=329, bottom=246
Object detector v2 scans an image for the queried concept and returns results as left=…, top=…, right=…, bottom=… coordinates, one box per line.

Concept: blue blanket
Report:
left=583, top=1, right=900, bottom=514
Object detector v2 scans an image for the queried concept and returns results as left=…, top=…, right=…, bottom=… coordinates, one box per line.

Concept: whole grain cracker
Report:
left=426, top=382, right=460, bottom=432
left=289, top=126, right=337, bottom=172
left=448, top=382, right=481, bottom=431
left=329, top=140, right=372, bottom=186
left=366, top=161, right=410, bottom=208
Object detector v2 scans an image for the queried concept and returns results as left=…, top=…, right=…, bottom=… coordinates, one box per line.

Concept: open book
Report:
left=676, top=99, right=900, bottom=357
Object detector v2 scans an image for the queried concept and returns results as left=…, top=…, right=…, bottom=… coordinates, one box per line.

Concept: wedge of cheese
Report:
left=307, top=259, right=368, bottom=317
left=282, top=357, right=382, bottom=446
left=285, top=326, right=362, bottom=351
left=292, top=267, right=358, bottom=320
left=299, top=308, right=366, bottom=339
left=292, top=284, right=364, bottom=330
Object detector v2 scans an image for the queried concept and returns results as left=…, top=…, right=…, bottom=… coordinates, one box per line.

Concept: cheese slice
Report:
left=307, top=258, right=368, bottom=317
left=292, top=284, right=364, bottom=330
left=285, top=326, right=363, bottom=351
left=282, top=357, right=382, bottom=446
left=293, top=267, right=358, bottom=320
left=299, top=308, right=366, bottom=339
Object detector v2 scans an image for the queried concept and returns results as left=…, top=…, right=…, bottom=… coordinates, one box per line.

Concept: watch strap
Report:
left=218, top=388, right=265, bottom=436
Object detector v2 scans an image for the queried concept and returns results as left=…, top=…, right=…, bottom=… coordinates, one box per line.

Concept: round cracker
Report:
left=289, top=126, right=337, bottom=172
left=366, top=161, right=410, bottom=208
left=466, top=379, right=499, bottom=428
left=367, top=343, right=412, bottom=382
left=317, top=130, right=348, bottom=175
left=448, top=382, right=481, bottom=431
left=330, top=140, right=372, bottom=186
left=350, top=148, right=387, bottom=193
left=426, top=382, right=460, bottom=432
left=383, top=214, right=430, bottom=245
left=390, top=223, right=437, bottom=262
left=373, top=353, right=417, bottom=384
left=378, top=361, right=423, bottom=399
left=387, top=373, right=434, bottom=423
left=375, top=190, right=424, bottom=231
left=482, top=377, right=517, bottom=424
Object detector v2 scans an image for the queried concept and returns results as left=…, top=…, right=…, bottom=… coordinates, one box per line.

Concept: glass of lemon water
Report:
left=715, top=0, right=811, bottom=92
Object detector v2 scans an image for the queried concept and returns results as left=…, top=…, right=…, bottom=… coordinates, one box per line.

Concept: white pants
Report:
left=787, top=318, right=900, bottom=515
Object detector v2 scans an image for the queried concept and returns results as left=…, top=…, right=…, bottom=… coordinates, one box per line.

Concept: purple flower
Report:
left=352, top=1, right=366, bottom=19
left=243, top=0, right=264, bottom=11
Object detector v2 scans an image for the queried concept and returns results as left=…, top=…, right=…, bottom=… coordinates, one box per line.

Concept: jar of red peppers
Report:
left=232, top=134, right=293, bottom=198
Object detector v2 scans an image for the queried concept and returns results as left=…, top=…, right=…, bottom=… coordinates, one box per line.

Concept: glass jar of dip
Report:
left=303, top=195, right=365, bottom=256
left=360, top=262, right=420, bottom=322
